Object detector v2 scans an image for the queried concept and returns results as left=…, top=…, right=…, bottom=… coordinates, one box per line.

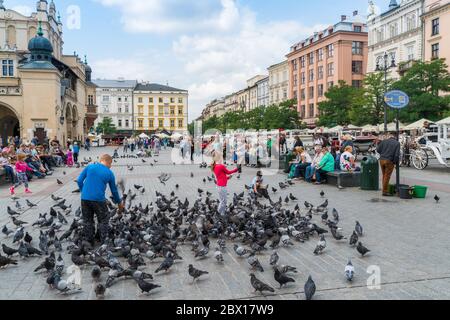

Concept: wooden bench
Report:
left=326, top=171, right=361, bottom=188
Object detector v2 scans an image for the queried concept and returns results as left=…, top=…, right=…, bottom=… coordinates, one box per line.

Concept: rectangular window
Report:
left=2, top=60, right=14, bottom=77
left=292, top=59, right=298, bottom=71
left=118, top=120, right=122, bottom=127
left=149, top=106, right=154, bottom=116
left=300, top=105, right=306, bottom=119
left=432, top=18, right=439, bottom=36
left=309, top=104, right=315, bottom=118
left=118, top=97, right=122, bottom=102
left=293, top=74, right=298, bottom=86
left=159, top=97, right=163, bottom=103
left=125, top=119, right=129, bottom=127
left=301, top=72, right=306, bottom=84
left=149, top=119, right=154, bottom=128
left=138, top=106, right=144, bottom=115
left=178, top=106, right=183, bottom=115
left=300, top=56, right=305, bottom=68
left=308, top=53, right=314, bottom=65
left=159, top=119, right=164, bottom=128
left=170, top=106, right=175, bottom=115
left=327, top=63, right=334, bottom=76
left=159, top=106, right=164, bottom=116
left=309, top=69, right=314, bottom=81
left=88, top=95, right=94, bottom=105
left=178, top=98, right=183, bottom=104
left=102, top=95, right=110, bottom=102
left=318, top=84, right=324, bottom=97
left=178, top=119, right=184, bottom=128
left=170, top=98, right=175, bottom=103
left=138, top=97, right=143, bottom=103
left=354, top=25, right=362, bottom=32
left=407, top=45, right=414, bottom=60
left=328, top=81, right=334, bottom=89
left=125, top=106, right=129, bottom=113
left=118, top=107, right=122, bottom=113
left=318, top=66, right=324, bottom=80
left=309, top=86, right=314, bottom=99
left=431, top=43, right=439, bottom=59
left=352, top=61, right=363, bottom=74
left=327, top=44, right=334, bottom=57
left=138, top=119, right=143, bottom=128
left=300, top=89, right=305, bottom=100
left=352, top=80, right=362, bottom=88
left=149, top=97, right=153, bottom=103
left=317, top=48, right=323, bottom=61
left=352, top=41, right=363, bottom=55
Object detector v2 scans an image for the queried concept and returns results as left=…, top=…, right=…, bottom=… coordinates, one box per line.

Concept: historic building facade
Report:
left=268, top=60, right=289, bottom=105
left=0, top=1, right=90, bottom=146
left=93, top=79, right=136, bottom=136
left=256, top=76, right=269, bottom=108
left=133, top=83, right=188, bottom=134
left=422, top=0, right=450, bottom=70
left=287, top=13, right=368, bottom=127
left=367, top=0, right=424, bottom=78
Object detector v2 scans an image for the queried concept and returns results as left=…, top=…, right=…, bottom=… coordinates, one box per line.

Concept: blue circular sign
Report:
left=384, top=90, right=410, bottom=109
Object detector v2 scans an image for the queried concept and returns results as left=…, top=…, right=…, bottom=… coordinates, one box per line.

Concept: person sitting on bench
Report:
left=314, top=146, right=335, bottom=185
left=339, top=146, right=360, bottom=172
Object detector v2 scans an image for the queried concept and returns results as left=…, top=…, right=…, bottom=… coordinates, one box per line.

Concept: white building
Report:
left=256, top=76, right=269, bottom=107
left=367, top=0, right=425, bottom=79
left=268, top=60, right=289, bottom=105
left=93, top=78, right=137, bottom=135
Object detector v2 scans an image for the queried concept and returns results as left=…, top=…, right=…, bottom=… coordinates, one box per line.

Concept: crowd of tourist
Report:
left=0, top=135, right=84, bottom=195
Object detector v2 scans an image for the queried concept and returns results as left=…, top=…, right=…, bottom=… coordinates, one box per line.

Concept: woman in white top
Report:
left=293, top=147, right=312, bottom=180
left=340, top=146, right=359, bottom=172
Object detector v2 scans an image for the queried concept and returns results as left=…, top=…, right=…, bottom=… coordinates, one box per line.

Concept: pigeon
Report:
left=272, top=187, right=277, bottom=193
left=175, top=184, right=179, bottom=189
left=250, top=273, right=275, bottom=295
left=51, top=195, right=62, bottom=202
left=274, top=267, right=295, bottom=288
left=247, top=252, right=264, bottom=272
left=349, top=231, right=359, bottom=247
left=134, top=185, right=143, bottom=190
left=313, top=235, right=326, bottom=255
left=2, top=244, right=18, bottom=257
left=136, top=278, right=161, bottom=295
left=320, top=190, right=325, bottom=198
left=7, top=207, right=20, bottom=216
left=357, top=242, right=370, bottom=257
left=214, top=248, right=224, bottom=263
left=24, top=232, right=33, bottom=244
left=195, top=247, right=209, bottom=259
left=91, top=266, right=102, bottom=282
left=155, top=255, right=174, bottom=273
left=269, top=252, right=279, bottom=266
left=434, top=195, right=440, bottom=203
left=34, top=253, right=55, bottom=273
left=57, top=179, right=63, bottom=185
left=25, top=243, right=43, bottom=256
left=190, top=173, right=194, bottom=178
left=289, top=193, right=298, bottom=201
left=345, top=260, right=355, bottom=282
left=26, top=200, right=37, bottom=208
left=355, top=221, right=363, bottom=237
left=13, top=227, right=25, bottom=244
left=188, top=264, right=209, bottom=282
left=0, top=253, right=18, bottom=268
left=304, top=276, right=316, bottom=300
left=95, top=284, right=106, bottom=299
left=321, top=211, right=328, bottom=223
left=330, top=226, right=347, bottom=241
left=18, top=241, right=29, bottom=258
left=11, top=217, right=27, bottom=227
left=2, top=225, right=14, bottom=237
left=277, top=265, right=298, bottom=274
left=233, top=244, right=250, bottom=257
left=332, top=208, right=339, bottom=223
left=55, top=254, right=64, bottom=274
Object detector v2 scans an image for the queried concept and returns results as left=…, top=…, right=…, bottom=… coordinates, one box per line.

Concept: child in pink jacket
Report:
left=11, top=154, right=34, bottom=195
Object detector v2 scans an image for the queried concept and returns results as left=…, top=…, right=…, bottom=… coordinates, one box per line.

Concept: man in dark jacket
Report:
left=377, top=134, right=401, bottom=196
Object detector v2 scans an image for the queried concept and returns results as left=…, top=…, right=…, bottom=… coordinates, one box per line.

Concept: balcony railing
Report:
left=86, top=106, right=97, bottom=114
left=65, top=88, right=77, bottom=100
left=398, top=60, right=416, bottom=75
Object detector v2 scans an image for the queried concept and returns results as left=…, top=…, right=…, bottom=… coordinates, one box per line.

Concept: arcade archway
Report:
left=0, top=103, right=20, bottom=147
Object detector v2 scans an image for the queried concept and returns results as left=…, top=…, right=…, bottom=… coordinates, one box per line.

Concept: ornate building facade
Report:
left=0, top=1, right=92, bottom=146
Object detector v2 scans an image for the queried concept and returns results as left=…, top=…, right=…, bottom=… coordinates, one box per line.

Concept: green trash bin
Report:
left=361, top=156, right=379, bottom=191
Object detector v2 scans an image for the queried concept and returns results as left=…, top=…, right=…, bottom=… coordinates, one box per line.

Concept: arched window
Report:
left=6, top=26, right=16, bottom=48
left=28, top=26, right=37, bottom=42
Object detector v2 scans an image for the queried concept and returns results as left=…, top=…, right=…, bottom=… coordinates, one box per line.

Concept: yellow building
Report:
left=133, top=83, right=188, bottom=134
left=0, top=2, right=91, bottom=146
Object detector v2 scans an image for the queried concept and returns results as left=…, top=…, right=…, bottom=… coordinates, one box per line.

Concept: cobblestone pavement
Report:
left=0, top=146, right=449, bottom=300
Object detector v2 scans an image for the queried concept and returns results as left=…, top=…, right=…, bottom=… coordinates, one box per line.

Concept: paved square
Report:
left=0, top=146, right=449, bottom=300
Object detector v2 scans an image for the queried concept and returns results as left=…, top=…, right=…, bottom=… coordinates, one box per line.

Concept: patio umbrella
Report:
left=437, top=117, right=450, bottom=125
left=361, top=125, right=379, bottom=133
left=139, top=133, right=149, bottom=139
left=329, top=125, right=344, bottom=132
left=404, top=119, right=432, bottom=131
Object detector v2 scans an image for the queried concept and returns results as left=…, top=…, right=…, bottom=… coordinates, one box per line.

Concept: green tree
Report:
left=392, top=59, right=450, bottom=122
left=318, top=81, right=364, bottom=127
left=96, top=117, right=116, bottom=134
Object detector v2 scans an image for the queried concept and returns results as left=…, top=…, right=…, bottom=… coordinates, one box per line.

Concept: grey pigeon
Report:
left=357, top=242, right=370, bottom=257
left=269, top=252, right=279, bottom=266
left=274, top=267, right=295, bottom=288
left=188, top=264, right=209, bottom=282
left=345, top=260, right=355, bottom=282
left=250, top=273, right=275, bottom=295
left=355, top=221, right=363, bottom=237
left=313, top=235, right=326, bottom=255
left=304, top=276, right=316, bottom=300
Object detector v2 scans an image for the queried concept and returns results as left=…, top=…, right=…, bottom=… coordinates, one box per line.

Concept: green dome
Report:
left=28, top=23, right=53, bottom=54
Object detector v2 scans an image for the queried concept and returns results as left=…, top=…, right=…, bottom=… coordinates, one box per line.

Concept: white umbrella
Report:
left=361, top=125, right=379, bottom=133
left=378, top=122, right=405, bottom=132
left=346, top=124, right=361, bottom=130
left=139, top=133, right=149, bottom=139
left=404, top=119, right=432, bottom=131
left=329, top=125, right=344, bottom=132
left=171, top=133, right=183, bottom=139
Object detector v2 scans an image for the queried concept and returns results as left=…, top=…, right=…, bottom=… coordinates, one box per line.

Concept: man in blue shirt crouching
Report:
left=77, top=154, right=124, bottom=245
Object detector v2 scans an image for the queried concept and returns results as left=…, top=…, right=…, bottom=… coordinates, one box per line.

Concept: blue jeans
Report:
left=315, top=169, right=331, bottom=183
left=3, top=166, right=16, bottom=184
left=294, top=163, right=310, bottom=178
left=305, top=165, right=316, bottom=182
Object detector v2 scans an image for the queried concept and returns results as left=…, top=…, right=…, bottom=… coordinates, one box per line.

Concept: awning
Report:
left=404, top=119, right=433, bottom=130
left=437, top=117, right=450, bottom=125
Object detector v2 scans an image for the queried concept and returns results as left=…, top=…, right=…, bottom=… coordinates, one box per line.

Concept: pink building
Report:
left=287, top=14, right=368, bottom=127
left=422, top=0, right=450, bottom=69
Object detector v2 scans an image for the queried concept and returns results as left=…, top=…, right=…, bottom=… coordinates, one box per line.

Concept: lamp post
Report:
left=375, top=52, right=396, bottom=133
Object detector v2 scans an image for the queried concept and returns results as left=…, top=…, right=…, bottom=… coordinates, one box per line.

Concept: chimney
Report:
left=353, top=10, right=358, bottom=16
left=341, top=15, right=347, bottom=22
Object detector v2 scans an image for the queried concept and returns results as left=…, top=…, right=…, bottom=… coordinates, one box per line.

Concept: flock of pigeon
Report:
left=0, top=152, right=377, bottom=301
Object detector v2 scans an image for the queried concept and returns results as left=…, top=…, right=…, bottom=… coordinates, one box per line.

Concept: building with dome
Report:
left=0, top=0, right=95, bottom=146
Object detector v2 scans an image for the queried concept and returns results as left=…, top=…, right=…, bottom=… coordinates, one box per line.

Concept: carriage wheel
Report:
left=411, top=149, right=429, bottom=170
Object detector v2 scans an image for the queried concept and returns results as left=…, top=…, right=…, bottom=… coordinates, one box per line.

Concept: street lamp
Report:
left=375, top=52, right=396, bottom=133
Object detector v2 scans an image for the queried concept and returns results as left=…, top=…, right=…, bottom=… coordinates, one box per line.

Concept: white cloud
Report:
left=94, top=0, right=329, bottom=119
